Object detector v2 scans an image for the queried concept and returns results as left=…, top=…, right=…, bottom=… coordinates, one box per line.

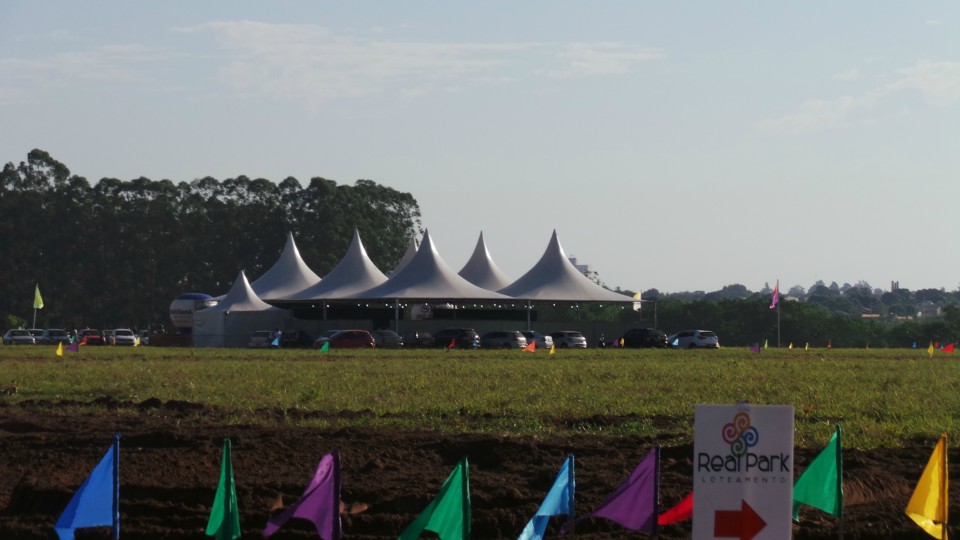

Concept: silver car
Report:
left=112, top=328, right=137, bottom=346
left=3, top=329, right=36, bottom=345
left=668, top=330, right=720, bottom=349
left=550, top=331, right=588, bottom=349
left=521, top=331, right=554, bottom=350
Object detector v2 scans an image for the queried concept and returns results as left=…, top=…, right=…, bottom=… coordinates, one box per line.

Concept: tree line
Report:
left=0, top=149, right=421, bottom=330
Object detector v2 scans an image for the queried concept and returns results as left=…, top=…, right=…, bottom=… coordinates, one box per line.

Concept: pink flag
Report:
left=769, top=280, right=780, bottom=310
left=264, top=450, right=341, bottom=540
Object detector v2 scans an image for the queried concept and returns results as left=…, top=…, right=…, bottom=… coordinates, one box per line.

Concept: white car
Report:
left=112, top=328, right=137, bottom=346
left=521, top=331, right=554, bottom=350
left=668, top=330, right=719, bottom=349
left=3, top=329, right=36, bottom=345
left=550, top=331, right=588, bottom=348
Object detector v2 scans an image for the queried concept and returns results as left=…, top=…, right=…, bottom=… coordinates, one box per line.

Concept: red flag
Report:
left=522, top=340, right=536, bottom=353
left=943, top=343, right=955, bottom=353
left=658, top=493, right=693, bottom=525
left=448, top=338, right=456, bottom=349
left=934, top=341, right=940, bottom=349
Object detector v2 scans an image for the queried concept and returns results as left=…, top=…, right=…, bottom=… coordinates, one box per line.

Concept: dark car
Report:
left=620, top=327, right=669, bottom=348
left=373, top=329, right=404, bottom=349
left=39, top=328, right=71, bottom=345
left=402, top=331, right=435, bottom=348
left=433, top=328, right=479, bottom=349
left=79, top=328, right=105, bottom=345
left=313, top=330, right=375, bottom=349
left=480, top=330, right=528, bottom=349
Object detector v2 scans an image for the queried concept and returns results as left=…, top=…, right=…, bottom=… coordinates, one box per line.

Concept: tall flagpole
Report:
left=777, top=300, right=781, bottom=349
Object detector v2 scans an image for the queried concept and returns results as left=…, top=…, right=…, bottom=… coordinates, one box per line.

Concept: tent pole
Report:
left=527, top=300, right=532, bottom=331
left=394, top=299, right=400, bottom=333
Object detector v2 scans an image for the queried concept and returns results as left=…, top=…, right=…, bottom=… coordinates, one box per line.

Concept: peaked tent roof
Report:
left=203, top=270, right=275, bottom=312
left=499, top=230, right=634, bottom=302
left=283, top=230, right=388, bottom=300
left=458, top=232, right=513, bottom=291
left=357, top=229, right=512, bottom=300
left=390, top=235, right=419, bottom=275
left=251, top=232, right=322, bottom=300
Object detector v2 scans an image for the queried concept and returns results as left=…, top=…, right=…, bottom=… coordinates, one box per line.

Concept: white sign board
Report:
left=693, top=404, right=794, bottom=540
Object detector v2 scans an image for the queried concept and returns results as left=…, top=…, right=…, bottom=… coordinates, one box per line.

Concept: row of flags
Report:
left=54, top=427, right=950, bottom=539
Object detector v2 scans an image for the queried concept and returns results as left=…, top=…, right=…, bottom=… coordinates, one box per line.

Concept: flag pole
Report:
left=941, top=433, right=947, bottom=540
left=777, top=300, right=781, bottom=349
left=112, top=432, right=120, bottom=540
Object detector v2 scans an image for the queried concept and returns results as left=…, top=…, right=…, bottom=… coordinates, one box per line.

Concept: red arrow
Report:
left=714, top=499, right=767, bottom=540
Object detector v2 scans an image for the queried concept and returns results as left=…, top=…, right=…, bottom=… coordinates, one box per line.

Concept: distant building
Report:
left=568, top=256, right=590, bottom=274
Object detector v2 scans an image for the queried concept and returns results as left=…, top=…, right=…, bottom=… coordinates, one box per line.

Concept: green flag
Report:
left=319, top=341, right=330, bottom=352
left=398, top=456, right=470, bottom=540
left=793, top=424, right=843, bottom=520
left=33, top=284, right=44, bottom=310
left=206, top=438, right=241, bottom=539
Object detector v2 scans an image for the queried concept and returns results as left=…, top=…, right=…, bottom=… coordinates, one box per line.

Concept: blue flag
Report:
left=55, top=434, right=120, bottom=540
left=518, top=455, right=575, bottom=540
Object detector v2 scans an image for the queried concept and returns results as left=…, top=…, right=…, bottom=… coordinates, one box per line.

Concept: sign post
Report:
left=693, top=404, right=794, bottom=540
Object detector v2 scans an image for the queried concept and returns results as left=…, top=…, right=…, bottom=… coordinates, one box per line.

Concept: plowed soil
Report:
left=0, top=400, right=951, bottom=539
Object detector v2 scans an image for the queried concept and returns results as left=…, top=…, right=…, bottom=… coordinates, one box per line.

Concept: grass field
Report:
left=1, top=345, right=956, bottom=449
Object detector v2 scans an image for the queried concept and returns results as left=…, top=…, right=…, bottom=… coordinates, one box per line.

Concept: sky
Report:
left=2, top=2, right=959, bottom=295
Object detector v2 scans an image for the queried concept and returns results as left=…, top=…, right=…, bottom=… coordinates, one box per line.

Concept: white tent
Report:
left=458, top=231, right=513, bottom=291
left=390, top=235, right=419, bottom=275
left=499, top=230, right=633, bottom=303
left=193, top=270, right=289, bottom=347
left=251, top=232, right=321, bottom=301
left=357, top=229, right=511, bottom=300
left=284, top=230, right=388, bottom=301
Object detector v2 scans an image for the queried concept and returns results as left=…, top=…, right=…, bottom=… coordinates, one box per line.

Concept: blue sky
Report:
left=2, top=2, right=958, bottom=294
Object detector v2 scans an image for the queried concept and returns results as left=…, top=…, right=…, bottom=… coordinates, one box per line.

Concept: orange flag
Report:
left=522, top=340, right=536, bottom=353
left=943, top=343, right=955, bottom=353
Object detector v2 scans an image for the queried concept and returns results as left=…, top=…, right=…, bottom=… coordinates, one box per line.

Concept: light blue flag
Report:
left=671, top=337, right=679, bottom=347
left=271, top=337, right=280, bottom=347
left=55, top=434, right=120, bottom=540
left=517, top=455, right=575, bottom=540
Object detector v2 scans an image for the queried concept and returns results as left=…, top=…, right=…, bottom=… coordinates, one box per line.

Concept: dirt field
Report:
left=0, top=400, right=951, bottom=539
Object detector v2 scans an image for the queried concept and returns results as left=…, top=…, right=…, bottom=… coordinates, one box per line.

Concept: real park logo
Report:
left=697, top=412, right=790, bottom=477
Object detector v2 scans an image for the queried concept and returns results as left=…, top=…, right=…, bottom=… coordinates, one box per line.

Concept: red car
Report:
left=312, top=330, right=375, bottom=349
left=79, top=328, right=105, bottom=345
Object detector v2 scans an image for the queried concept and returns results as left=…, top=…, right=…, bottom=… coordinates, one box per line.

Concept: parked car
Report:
left=103, top=329, right=116, bottom=345
left=248, top=330, right=274, bottom=348
left=3, top=329, right=36, bottom=345
left=668, top=330, right=720, bottom=349
left=480, top=330, right=528, bottom=349
left=38, top=328, right=71, bottom=345
left=550, top=330, right=588, bottom=348
left=112, top=328, right=137, bottom=346
left=28, top=329, right=45, bottom=342
left=79, top=328, right=105, bottom=345
left=373, top=329, right=404, bottom=349
left=521, top=331, right=554, bottom=350
left=137, top=330, right=152, bottom=346
left=620, top=328, right=669, bottom=348
left=402, top=331, right=435, bottom=348
left=433, top=328, right=479, bottom=349
left=280, top=330, right=314, bottom=348
left=313, top=330, right=376, bottom=349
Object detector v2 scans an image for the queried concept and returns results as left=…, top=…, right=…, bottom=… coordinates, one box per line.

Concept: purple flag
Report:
left=570, top=447, right=658, bottom=535
left=769, top=280, right=780, bottom=310
left=264, top=450, right=341, bottom=540
left=67, top=342, right=80, bottom=353
left=749, top=343, right=761, bottom=353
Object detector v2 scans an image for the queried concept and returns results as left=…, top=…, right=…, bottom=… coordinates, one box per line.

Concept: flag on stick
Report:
left=763, top=339, right=768, bottom=350
left=56, top=342, right=63, bottom=357
left=929, top=343, right=935, bottom=358
left=749, top=343, right=761, bottom=353
left=518, top=455, right=575, bottom=540
left=34, top=284, right=44, bottom=310
left=55, top=433, right=120, bottom=540
left=943, top=343, right=955, bottom=353
left=769, top=280, right=779, bottom=309
left=793, top=425, right=843, bottom=521
left=568, top=447, right=658, bottom=535
left=549, top=344, right=556, bottom=355
left=658, top=492, right=693, bottom=526
left=906, top=433, right=948, bottom=539
left=68, top=341, right=80, bottom=353
left=522, top=340, right=536, bottom=353
left=398, top=456, right=470, bottom=540
left=319, top=341, right=330, bottom=352
left=448, top=338, right=456, bottom=349
left=264, top=450, right=341, bottom=540
left=789, top=342, right=794, bottom=349
left=805, top=343, right=810, bottom=351
left=206, top=438, right=241, bottom=540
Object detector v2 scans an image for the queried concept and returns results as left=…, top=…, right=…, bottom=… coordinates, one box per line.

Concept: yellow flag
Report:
left=549, top=344, right=556, bottom=355
left=805, top=342, right=810, bottom=350
left=134, top=336, right=141, bottom=347
left=906, top=433, right=948, bottom=539
left=619, top=337, right=624, bottom=347
left=56, top=342, right=63, bottom=357
left=763, top=339, right=768, bottom=350
left=789, top=342, right=794, bottom=349
left=929, top=343, right=936, bottom=358
left=33, top=284, right=44, bottom=310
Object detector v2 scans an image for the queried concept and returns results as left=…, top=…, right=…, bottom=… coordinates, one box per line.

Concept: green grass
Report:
left=1, top=345, right=956, bottom=448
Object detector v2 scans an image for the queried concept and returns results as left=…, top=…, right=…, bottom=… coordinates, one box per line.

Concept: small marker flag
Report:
left=658, top=492, right=693, bottom=526
left=518, top=455, right=575, bottom=540
left=319, top=341, right=330, bottom=352
left=805, top=343, right=810, bottom=351
left=929, top=342, right=935, bottom=358
left=448, top=338, right=456, bottom=349
left=567, top=447, right=658, bottom=535
left=763, top=339, right=768, bottom=350
left=522, top=340, right=536, bottom=353
left=792, top=425, right=843, bottom=521
left=271, top=337, right=280, bottom=347
left=549, top=344, right=556, bottom=355
left=56, top=342, right=64, bottom=357
left=749, top=343, right=760, bottom=353
left=769, top=279, right=779, bottom=309
left=206, top=438, right=241, bottom=540
left=68, top=341, right=80, bottom=353
left=55, top=433, right=120, bottom=540
left=827, top=340, right=833, bottom=349
left=914, top=341, right=918, bottom=349
left=619, top=337, right=624, bottom=347
left=134, top=336, right=140, bottom=346
left=943, top=343, right=955, bottom=353
left=671, top=337, right=679, bottom=348
left=398, top=456, right=470, bottom=540
left=906, top=433, right=948, bottom=539
left=34, top=284, right=44, bottom=310
left=264, top=450, right=341, bottom=540
left=789, top=342, right=794, bottom=349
